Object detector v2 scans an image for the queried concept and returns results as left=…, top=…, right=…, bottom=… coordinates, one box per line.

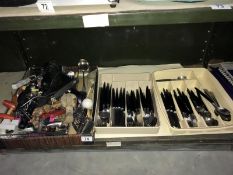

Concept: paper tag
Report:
left=82, top=14, right=109, bottom=28
left=106, top=142, right=121, bottom=147
left=37, top=0, right=55, bottom=13
left=210, top=4, right=232, bottom=10
left=81, top=136, right=93, bottom=142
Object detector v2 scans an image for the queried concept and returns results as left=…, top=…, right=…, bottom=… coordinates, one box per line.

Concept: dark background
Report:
left=0, top=22, right=232, bottom=71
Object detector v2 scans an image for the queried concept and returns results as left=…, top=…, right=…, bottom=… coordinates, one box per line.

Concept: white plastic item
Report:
left=0, top=119, right=20, bottom=131
left=12, top=77, right=30, bottom=90
left=82, top=98, right=93, bottom=109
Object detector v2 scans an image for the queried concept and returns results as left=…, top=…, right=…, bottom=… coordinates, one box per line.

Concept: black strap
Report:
left=0, top=0, right=37, bottom=7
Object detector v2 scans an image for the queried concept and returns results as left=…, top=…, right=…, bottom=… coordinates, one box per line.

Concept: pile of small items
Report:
left=0, top=60, right=94, bottom=138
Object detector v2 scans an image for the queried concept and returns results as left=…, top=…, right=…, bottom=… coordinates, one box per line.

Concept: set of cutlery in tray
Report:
left=94, top=68, right=233, bottom=136
left=153, top=68, right=233, bottom=134
left=94, top=73, right=159, bottom=135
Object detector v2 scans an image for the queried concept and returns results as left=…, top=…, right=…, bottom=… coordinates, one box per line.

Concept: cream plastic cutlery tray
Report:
left=94, top=67, right=233, bottom=138
left=153, top=68, right=233, bottom=135
left=94, top=72, right=160, bottom=138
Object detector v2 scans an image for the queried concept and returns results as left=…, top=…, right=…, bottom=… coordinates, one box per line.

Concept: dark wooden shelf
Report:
left=0, top=0, right=232, bottom=30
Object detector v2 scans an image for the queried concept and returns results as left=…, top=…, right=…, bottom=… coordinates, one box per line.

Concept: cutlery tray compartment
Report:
left=94, top=73, right=160, bottom=137
left=153, top=68, right=233, bottom=135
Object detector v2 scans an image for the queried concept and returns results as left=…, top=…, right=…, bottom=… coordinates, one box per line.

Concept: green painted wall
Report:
left=0, top=22, right=232, bottom=71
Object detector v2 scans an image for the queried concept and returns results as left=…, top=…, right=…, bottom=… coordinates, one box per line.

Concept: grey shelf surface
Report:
left=0, top=0, right=233, bottom=30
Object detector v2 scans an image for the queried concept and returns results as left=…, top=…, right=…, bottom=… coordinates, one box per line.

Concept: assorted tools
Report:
left=0, top=61, right=94, bottom=136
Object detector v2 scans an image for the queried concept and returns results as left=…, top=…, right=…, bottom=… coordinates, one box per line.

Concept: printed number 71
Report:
left=41, top=3, right=48, bottom=10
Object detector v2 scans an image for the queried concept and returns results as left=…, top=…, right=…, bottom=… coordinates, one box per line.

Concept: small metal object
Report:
left=177, top=75, right=187, bottom=80
left=156, top=76, right=187, bottom=82
left=78, top=59, right=90, bottom=92
left=99, top=109, right=110, bottom=125
left=47, top=122, right=62, bottom=127
left=67, top=71, right=75, bottom=78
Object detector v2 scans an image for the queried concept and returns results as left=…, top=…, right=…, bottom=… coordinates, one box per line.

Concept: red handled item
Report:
left=0, top=114, right=15, bottom=120
left=41, top=109, right=65, bottom=120
left=2, top=100, right=16, bottom=115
